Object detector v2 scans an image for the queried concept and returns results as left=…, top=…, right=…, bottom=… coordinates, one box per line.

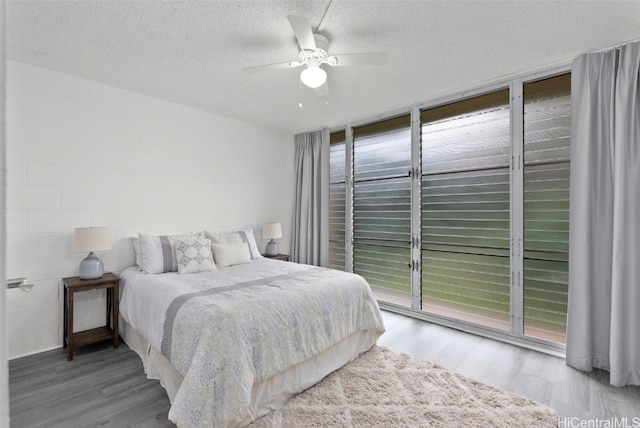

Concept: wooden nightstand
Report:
left=62, top=272, right=120, bottom=361
left=264, top=253, right=290, bottom=261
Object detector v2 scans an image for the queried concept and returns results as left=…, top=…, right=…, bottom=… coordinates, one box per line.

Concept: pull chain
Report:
left=298, top=78, right=303, bottom=108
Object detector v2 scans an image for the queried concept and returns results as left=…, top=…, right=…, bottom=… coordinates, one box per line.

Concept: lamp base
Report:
left=265, top=239, right=279, bottom=257
left=79, top=252, right=104, bottom=279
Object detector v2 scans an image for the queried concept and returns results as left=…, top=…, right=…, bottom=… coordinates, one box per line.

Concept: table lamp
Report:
left=262, top=222, right=283, bottom=256
left=72, top=227, right=112, bottom=279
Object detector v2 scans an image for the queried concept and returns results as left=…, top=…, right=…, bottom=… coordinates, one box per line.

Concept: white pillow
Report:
left=205, top=228, right=263, bottom=259
left=174, top=237, right=216, bottom=274
left=137, top=232, right=204, bottom=274
left=211, top=242, right=252, bottom=268
left=242, top=229, right=263, bottom=259
left=132, top=236, right=142, bottom=267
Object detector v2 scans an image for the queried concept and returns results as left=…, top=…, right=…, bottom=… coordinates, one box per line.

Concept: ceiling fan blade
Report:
left=315, top=82, right=329, bottom=97
left=287, top=15, right=316, bottom=52
left=243, top=61, right=303, bottom=73
left=328, top=52, right=389, bottom=67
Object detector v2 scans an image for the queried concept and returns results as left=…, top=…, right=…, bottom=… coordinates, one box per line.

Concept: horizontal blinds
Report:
left=329, top=136, right=346, bottom=271
left=354, top=115, right=412, bottom=305
left=422, top=251, right=510, bottom=328
left=354, top=178, right=411, bottom=241
left=330, top=132, right=346, bottom=184
left=354, top=116, right=412, bottom=181
left=354, top=243, right=412, bottom=305
left=523, top=74, right=570, bottom=343
left=421, top=90, right=511, bottom=329
left=329, top=183, right=346, bottom=270
left=422, top=169, right=510, bottom=250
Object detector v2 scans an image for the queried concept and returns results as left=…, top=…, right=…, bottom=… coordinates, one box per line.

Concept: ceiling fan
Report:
left=243, top=15, right=388, bottom=94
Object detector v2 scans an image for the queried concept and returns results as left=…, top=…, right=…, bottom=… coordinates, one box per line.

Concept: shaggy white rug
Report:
left=249, top=346, right=557, bottom=428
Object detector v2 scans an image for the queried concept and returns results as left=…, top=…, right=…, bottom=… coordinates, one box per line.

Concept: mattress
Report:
left=119, top=258, right=385, bottom=427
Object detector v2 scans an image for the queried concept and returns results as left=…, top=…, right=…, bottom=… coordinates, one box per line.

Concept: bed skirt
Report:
left=120, top=316, right=379, bottom=427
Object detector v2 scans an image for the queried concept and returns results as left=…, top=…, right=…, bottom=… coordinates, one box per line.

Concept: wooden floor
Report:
left=9, top=342, right=174, bottom=428
left=378, top=311, right=640, bottom=422
left=9, top=310, right=640, bottom=427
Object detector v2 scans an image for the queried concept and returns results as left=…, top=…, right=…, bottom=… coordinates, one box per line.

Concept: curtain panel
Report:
left=291, top=129, right=329, bottom=266
left=566, top=41, right=640, bottom=386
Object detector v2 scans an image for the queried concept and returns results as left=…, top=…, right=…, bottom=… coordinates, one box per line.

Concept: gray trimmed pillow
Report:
left=137, top=232, right=204, bottom=274
left=174, top=237, right=216, bottom=274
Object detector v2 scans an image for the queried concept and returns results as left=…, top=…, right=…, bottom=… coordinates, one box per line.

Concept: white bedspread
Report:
left=119, top=258, right=385, bottom=428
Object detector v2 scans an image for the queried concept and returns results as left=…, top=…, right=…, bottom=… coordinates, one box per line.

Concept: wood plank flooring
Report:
left=9, top=310, right=640, bottom=427
left=9, top=342, right=174, bottom=428
left=378, top=310, right=640, bottom=422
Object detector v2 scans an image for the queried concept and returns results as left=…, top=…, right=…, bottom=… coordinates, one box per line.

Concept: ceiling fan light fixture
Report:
left=300, top=65, right=327, bottom=88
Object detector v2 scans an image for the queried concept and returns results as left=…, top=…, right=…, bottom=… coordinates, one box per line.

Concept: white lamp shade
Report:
left=72, top=227, right=112, bottom=252
left=262, top=223, right=283, bottom=240
left=300, top=65, right=327, bottom=88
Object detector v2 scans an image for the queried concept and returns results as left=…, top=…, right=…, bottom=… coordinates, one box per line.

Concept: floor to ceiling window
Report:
left=522, top=74, right=571, bottom=343
left=353, top=116, right=412, bottom=306
left=329, top=131, right=347, bottom=271
left=328, top=70, right=571, bottom=348
left=421, top=90, right=512, bottom=331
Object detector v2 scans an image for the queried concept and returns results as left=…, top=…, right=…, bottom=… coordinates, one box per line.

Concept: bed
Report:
left=119, top=231, right=385, bottom=428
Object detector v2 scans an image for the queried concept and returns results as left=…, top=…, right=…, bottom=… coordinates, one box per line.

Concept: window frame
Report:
left=352, top=114, right=413, bottom=306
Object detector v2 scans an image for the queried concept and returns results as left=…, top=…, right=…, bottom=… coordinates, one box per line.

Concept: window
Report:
left=522, top=74, right=571, bottom=343
left=328, top=70, right=571, bottom=348
left=421, top=90, right=511, bottom=330
left=353, top=116, right=412, bottom=306
left=329, top=131, right=347, bottom=271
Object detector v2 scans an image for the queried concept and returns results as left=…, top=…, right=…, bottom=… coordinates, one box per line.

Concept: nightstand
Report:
left=264, top=253, right=290, bottom=261
left=62, top=272, right=120, bottom=361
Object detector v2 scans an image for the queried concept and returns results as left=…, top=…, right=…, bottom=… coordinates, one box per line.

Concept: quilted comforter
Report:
left=119, top=258, right=385, bottom=427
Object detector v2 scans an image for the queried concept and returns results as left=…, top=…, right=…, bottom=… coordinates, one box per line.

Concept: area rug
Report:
left=249, top=346, right=557, bottom=428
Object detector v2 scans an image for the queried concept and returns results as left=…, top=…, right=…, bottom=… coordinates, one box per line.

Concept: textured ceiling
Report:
left=6, top=1, right=640, bottom=135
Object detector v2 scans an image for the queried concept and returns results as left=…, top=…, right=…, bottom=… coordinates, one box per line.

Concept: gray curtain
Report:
left=291, top=129, right=329, bottom=266
left=566, top=41, right=640, bottom=386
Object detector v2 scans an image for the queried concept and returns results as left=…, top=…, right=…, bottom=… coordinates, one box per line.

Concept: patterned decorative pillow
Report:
left=211, top=242, right=252, bottom=268
left=205, top=228, right=263, bottom=259
left=174, top=237, right=216, bottom=274
left=137, top=232, right=204, bottom=274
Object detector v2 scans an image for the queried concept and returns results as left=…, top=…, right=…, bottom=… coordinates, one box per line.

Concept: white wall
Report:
left=1, top=2, right=9, bottom=424
left=5, top=61, right=295, bottom=359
